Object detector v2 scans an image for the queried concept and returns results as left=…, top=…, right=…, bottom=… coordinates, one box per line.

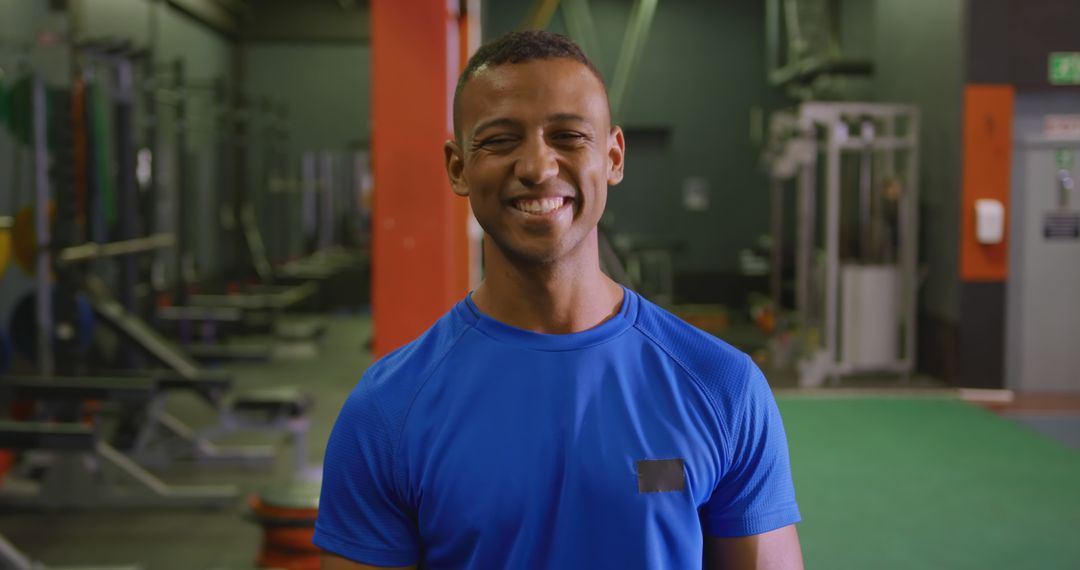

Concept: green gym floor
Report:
left=1, top=315, right=1079, bottom=569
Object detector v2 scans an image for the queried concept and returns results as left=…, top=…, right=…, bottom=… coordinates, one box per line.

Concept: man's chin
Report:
left=491, top=239, right=568, bottom=267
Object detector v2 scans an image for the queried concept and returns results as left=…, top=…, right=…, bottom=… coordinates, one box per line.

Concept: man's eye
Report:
left=551, top=132, right=586, bottom=143
left=478, top=137, right=515, bottom=148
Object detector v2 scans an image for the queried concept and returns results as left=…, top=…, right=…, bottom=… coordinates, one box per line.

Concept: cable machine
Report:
left=765, top=103, right=920, bottom=387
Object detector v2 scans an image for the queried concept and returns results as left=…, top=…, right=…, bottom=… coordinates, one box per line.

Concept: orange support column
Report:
left=371, top=0, right=476, bottom=356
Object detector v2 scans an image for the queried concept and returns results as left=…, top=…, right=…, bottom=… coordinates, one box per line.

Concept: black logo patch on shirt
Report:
left=636, top=459, right=686, bottom=493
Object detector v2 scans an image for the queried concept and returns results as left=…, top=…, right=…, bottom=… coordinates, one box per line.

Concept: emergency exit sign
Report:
left=1050, top=52, right=1080, bottom=85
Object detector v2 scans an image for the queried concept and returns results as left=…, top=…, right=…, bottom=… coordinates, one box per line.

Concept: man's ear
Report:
left=607, top=126, right=625, bottom=186
left=445, top=139, right=470, bottom=197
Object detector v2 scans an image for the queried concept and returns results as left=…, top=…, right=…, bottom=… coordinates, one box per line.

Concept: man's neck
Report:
left=471, top=237, right=624, bottom=335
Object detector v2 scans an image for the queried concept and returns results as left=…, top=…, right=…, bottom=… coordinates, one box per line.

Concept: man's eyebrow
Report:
left=470, top=114, right=591, bottom=141
left=471, top=117, right=520, bottom=139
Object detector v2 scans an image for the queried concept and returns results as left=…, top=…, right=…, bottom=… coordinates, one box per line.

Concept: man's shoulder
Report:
left=353, top=303, right=474, bottom=418
left=631, top=293, right=758, bottom=416
left=633, top=294, right=751, bottom=376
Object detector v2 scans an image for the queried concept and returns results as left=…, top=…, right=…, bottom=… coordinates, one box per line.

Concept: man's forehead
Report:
left=466, top=57, right=604, bottom=93
left=460, top=59, right=609, bottom=129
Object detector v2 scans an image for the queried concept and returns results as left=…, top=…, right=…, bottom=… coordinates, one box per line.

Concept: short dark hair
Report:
left=453, top=30, right=607, bottom=139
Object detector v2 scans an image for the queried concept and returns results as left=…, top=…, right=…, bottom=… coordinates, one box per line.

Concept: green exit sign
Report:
left=1050, top=52, right=1080, bottom=85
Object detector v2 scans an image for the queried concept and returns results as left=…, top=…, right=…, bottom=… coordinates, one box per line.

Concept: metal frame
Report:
left=86, top=288, right=314, bottom=475
left=610, top=0, right=659, bottom=119
left=765, top=0, right=873, bottom=89
left=32, top=75, right=54, bottom=377
left=0, top=421, right=237, bottom=510
left=131, top=389, right=315, bottom=479
left=769, top=102, right=920, bottom=386
left=0, top=532, right=32, bottom=570
left=2, top=441, right=237, bottom=510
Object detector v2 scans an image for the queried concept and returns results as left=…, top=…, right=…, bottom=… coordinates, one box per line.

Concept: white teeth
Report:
left=515, top=197, right=566, bottom=215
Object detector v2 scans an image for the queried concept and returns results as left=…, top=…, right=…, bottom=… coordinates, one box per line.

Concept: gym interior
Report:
left=0, top=0, right=1078, bottom=568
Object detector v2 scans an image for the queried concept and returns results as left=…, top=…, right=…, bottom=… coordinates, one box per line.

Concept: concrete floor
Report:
left=1005, top=414, right=1080, bottom=451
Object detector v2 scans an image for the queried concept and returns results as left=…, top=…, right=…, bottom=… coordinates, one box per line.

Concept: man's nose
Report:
left=514, top=137, right=559, bottom=187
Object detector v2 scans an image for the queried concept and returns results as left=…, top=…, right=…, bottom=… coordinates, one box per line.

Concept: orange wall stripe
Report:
left=960, top=84, right=1015, bottom=282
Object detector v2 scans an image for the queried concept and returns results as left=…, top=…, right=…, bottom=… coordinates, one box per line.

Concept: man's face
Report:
left=446, top=58, right=625, bottom=265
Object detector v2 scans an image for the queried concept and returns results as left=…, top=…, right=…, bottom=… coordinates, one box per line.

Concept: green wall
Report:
left=80, top=0, right=231, bottom=79
left=0, top=1, right=51, bottom=46
left=483, top=0, right=790, bottom=282
left=869, top=0, right=965, bottom=321
left=244, top=43, right=370, bottom=154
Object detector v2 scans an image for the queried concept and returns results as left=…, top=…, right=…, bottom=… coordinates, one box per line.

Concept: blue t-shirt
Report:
left=314, top=289, right=800, bottom=569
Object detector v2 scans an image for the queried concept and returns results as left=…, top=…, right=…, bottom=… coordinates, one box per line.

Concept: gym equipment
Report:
left=88, top=79, right=117, bottom=229
left=145, top=62, right=328, bottom=358
left=0, top=420, right=237, bottom=510
left=9, top=289, right=96, bottom=361
left=0, top=376, right=238, bottom=509
left=248, top=480, right=321, bottom=570
left=765, top=0, right=873, bottom=92
left=0, top=215, right=11, bottom=278
left=765, top=103, right=920, bottom=386
left=261, top=151, right=371, bottom=312
left=88, top=279, right=314, bottom=475
left=8, top=61, right=308, bottom=473
left=273, top=249, right=370, bottom=312
left=10, top=203, right=50, bottom=275
left=30, top=74, right=56, bottom=377
left=0, top=329, right=11, bottom=375
left=71, top=77, right=87, bottom=221
left=5, top=201, right=149, bottom=269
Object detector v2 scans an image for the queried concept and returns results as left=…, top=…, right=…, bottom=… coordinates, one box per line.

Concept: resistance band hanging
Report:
left=72, top=77, right=89, bottom=223
left=89, top=79, right=116, bottom=235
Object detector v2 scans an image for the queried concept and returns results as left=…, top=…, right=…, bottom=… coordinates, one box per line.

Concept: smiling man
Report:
left=316, top=30, right=803, bottom=570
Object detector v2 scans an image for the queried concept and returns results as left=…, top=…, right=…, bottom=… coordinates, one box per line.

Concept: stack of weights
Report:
left=249, top=480, right=321, bottom=569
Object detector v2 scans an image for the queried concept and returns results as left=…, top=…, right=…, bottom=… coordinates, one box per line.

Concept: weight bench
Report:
left=0, top=375, right=158, bottom=405
left=85, top=286, right=314, bottom=475
left=187, top=281, right=326, bottom=349
left=156, top=305, right=290, bottom=363
left=131, top=374, right=314, bottom=476
left=275, top=249, right=369, bottom=311
left=187, top=387, right=315, bottom=477
left=0, top=419, right=237, bottom=510
left=126, top=374, right=314, bottom=476
left=160, top=291, right=326, bottom=340
left=188, top=281, right=317, bottom=312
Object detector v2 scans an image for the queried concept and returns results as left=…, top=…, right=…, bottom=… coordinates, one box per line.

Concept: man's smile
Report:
left=509, top=196, right=574, bottom=218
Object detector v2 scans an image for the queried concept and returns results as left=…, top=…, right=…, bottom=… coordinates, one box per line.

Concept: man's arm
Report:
left=704, top=525, right=804, bottom=570
left=321, top=552, right=416, bottom=570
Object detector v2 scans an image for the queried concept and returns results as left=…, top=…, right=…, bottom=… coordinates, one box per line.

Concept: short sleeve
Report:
left=313, top=378, right=421, bottom=566
left=700, top=356, right=801, bottom=537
